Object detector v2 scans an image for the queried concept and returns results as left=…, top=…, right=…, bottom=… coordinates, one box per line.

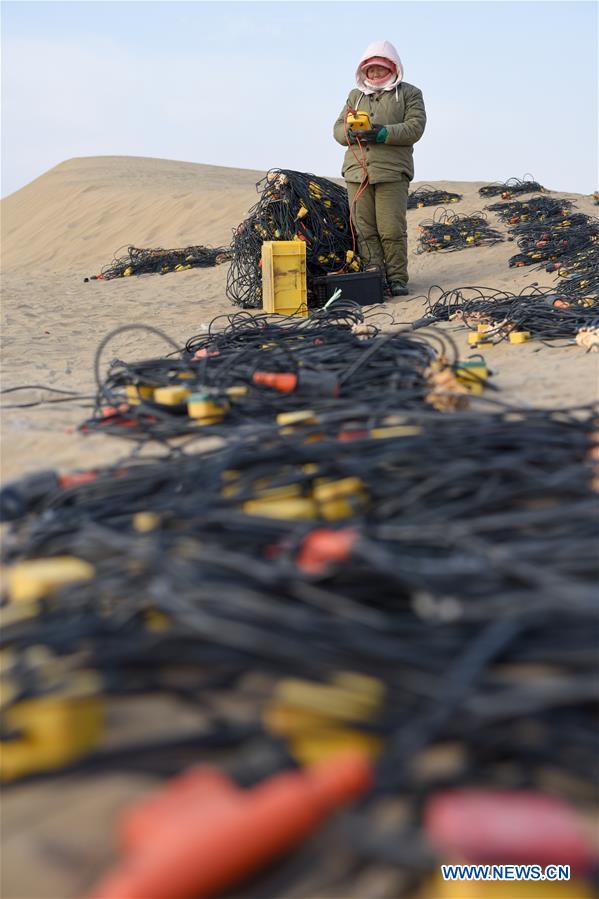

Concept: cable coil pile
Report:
left=407, top=185, right=462, bottom=209
left=507, top=213, right=598, bottom=271
left=417, top=284, right=598, bottom=344
left=478, top=175, right=546, bottom=199
left=1, top=402, right=597, bottom=891
left=2, top=274, right=598, bottom=892
left=416, top=209, right=504, bottom=253
left=79, top=304, right=473, bottom=443
left=486, top=195, right=599, bottom=305
left=489, top=198, right=599, bottom=303
left=226, top=170, right=363, bottom=309
left=85, top=244, right=231, bottom=281
left=487, top=195, right=572, bottom=225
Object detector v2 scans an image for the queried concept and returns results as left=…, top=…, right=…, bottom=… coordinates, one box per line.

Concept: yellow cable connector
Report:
left=290, top=729, right=382, bottom=766
left=187, top=393, right=229, bottom=425
left=264, top=671, right=384, bottom=765
left=153, top=386, right=191, bottom=406
left=125, top=384, right=155, bottom=405
left=274, top=674, right=381, bottom=721
left=243, top=497, right=318, bottom=521
left=221, top=469, right=242, bottom=498
left=253, top=484, right=303, bottom=502
left=371, top=425, right=422, bottom=439
left=509, top=331, right=532, bottom=344
left=313, top=477, right=367, bottom=520
left=1, top=693, right=104, bottom=781
left=455, top=359, right=489, bottom=395
left=7, top=556, right=95, bottom=603
left=226, top=385, right=248, bottom=399
left=144, top=609, right=171, bottom=632
left=276, top=410, right=318, bottom=435
left=133, top=512, right=161, bottom=533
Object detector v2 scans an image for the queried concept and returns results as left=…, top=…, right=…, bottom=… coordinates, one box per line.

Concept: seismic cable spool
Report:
left=485, top=196, right=599, bottom=303
left=416, top=209, right=504, bottom=253
left=408, top=185, right=462, bottom=209
left=227, top=169, right=367, bottom=309
left=76, top=302, right=472, bottom=444
left=85, top=244, right=232, bottom=282
left=478, top=174, right=546, bottom=198
left=418, top=283, right=599, bottom=344
left=2, top=287, right=598, bottom=895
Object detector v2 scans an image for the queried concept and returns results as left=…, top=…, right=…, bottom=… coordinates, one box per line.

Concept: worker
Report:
left=334, top=41, right=427, bottom=297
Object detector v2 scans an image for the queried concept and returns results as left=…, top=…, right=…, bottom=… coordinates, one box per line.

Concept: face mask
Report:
left=364, top=71, right=395, bottom=91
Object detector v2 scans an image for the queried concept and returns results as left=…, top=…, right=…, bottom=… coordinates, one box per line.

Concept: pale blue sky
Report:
left=2, top=0, right=597, bottom=196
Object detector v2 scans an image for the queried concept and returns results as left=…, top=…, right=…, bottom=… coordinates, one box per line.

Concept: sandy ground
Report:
left=1, top=157, right=598, bottom=898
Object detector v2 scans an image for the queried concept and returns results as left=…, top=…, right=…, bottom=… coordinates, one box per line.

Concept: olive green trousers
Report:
left=346, top=179, right=410, bottom=285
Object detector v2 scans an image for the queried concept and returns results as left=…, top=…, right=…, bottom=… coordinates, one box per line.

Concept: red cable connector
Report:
left=296, top=528, right=359, bottom=575
left=425, top=789, right=595, bottom=874
left=85, top=751, right=372, bottom=899
left=253, top=370, right=339, bottom=397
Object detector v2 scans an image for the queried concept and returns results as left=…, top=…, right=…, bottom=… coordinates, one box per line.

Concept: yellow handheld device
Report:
left=347, top=111, right=371, bottom=132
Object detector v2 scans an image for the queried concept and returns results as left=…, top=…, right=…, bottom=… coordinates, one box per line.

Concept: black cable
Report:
left=227, top=169, right=366, bottom=309
left=85, top=244, right=231, bottom=281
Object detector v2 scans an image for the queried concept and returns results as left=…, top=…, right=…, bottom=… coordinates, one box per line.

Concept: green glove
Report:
left=357, top=125, right=388, bottom=144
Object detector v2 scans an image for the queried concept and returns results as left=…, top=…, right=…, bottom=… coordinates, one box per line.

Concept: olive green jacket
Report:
left=333, top=82, right=427, bottom=183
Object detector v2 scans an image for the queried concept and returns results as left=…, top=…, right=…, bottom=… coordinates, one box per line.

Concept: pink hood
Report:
left=356, top=40, right=404, bottom=95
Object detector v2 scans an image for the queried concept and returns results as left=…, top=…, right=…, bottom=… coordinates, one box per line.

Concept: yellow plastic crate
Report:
left=261, top=241, right=308, bottom=316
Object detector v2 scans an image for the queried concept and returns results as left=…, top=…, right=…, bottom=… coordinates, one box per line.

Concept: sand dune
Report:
left=1, top=155, right=597, bottom=483
left=1, top=156, right=264, bottom=271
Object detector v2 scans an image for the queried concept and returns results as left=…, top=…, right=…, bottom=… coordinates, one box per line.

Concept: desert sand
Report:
left=1, top=156, right=597, bottom=898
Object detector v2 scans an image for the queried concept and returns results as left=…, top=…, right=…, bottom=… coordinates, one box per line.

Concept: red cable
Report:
left=343, top=120, right=370, bottom=265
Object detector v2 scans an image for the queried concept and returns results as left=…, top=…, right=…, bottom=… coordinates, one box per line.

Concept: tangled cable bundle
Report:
left=484, top=195, right=599, bottom=303
left=226, top=169, right=363, bottom=309
left=486, top=198, right=599, bottom=305
left=85, top=244, right=232, bottom=281
left=417, top=284, right=599, bottom=343
left=416, top=209, right=504, bottom=253
left=553, top=246, right=599, bottom=302
left=478, top=175, right=546, bottom=198
left=79, top=303, right=472, bottom=443
left=407, top=185, right=462, bottom=209
left=486, top=196, right=573, bottom=224
left=1, top=406, right=597, bottom=891
left=506, top=209, right=599, bottom=304
left=508, top=213, right=599, bottom=269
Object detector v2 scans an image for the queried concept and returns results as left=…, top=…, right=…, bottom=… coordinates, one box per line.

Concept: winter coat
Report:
left=333, top=82, right=427, bottom=183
